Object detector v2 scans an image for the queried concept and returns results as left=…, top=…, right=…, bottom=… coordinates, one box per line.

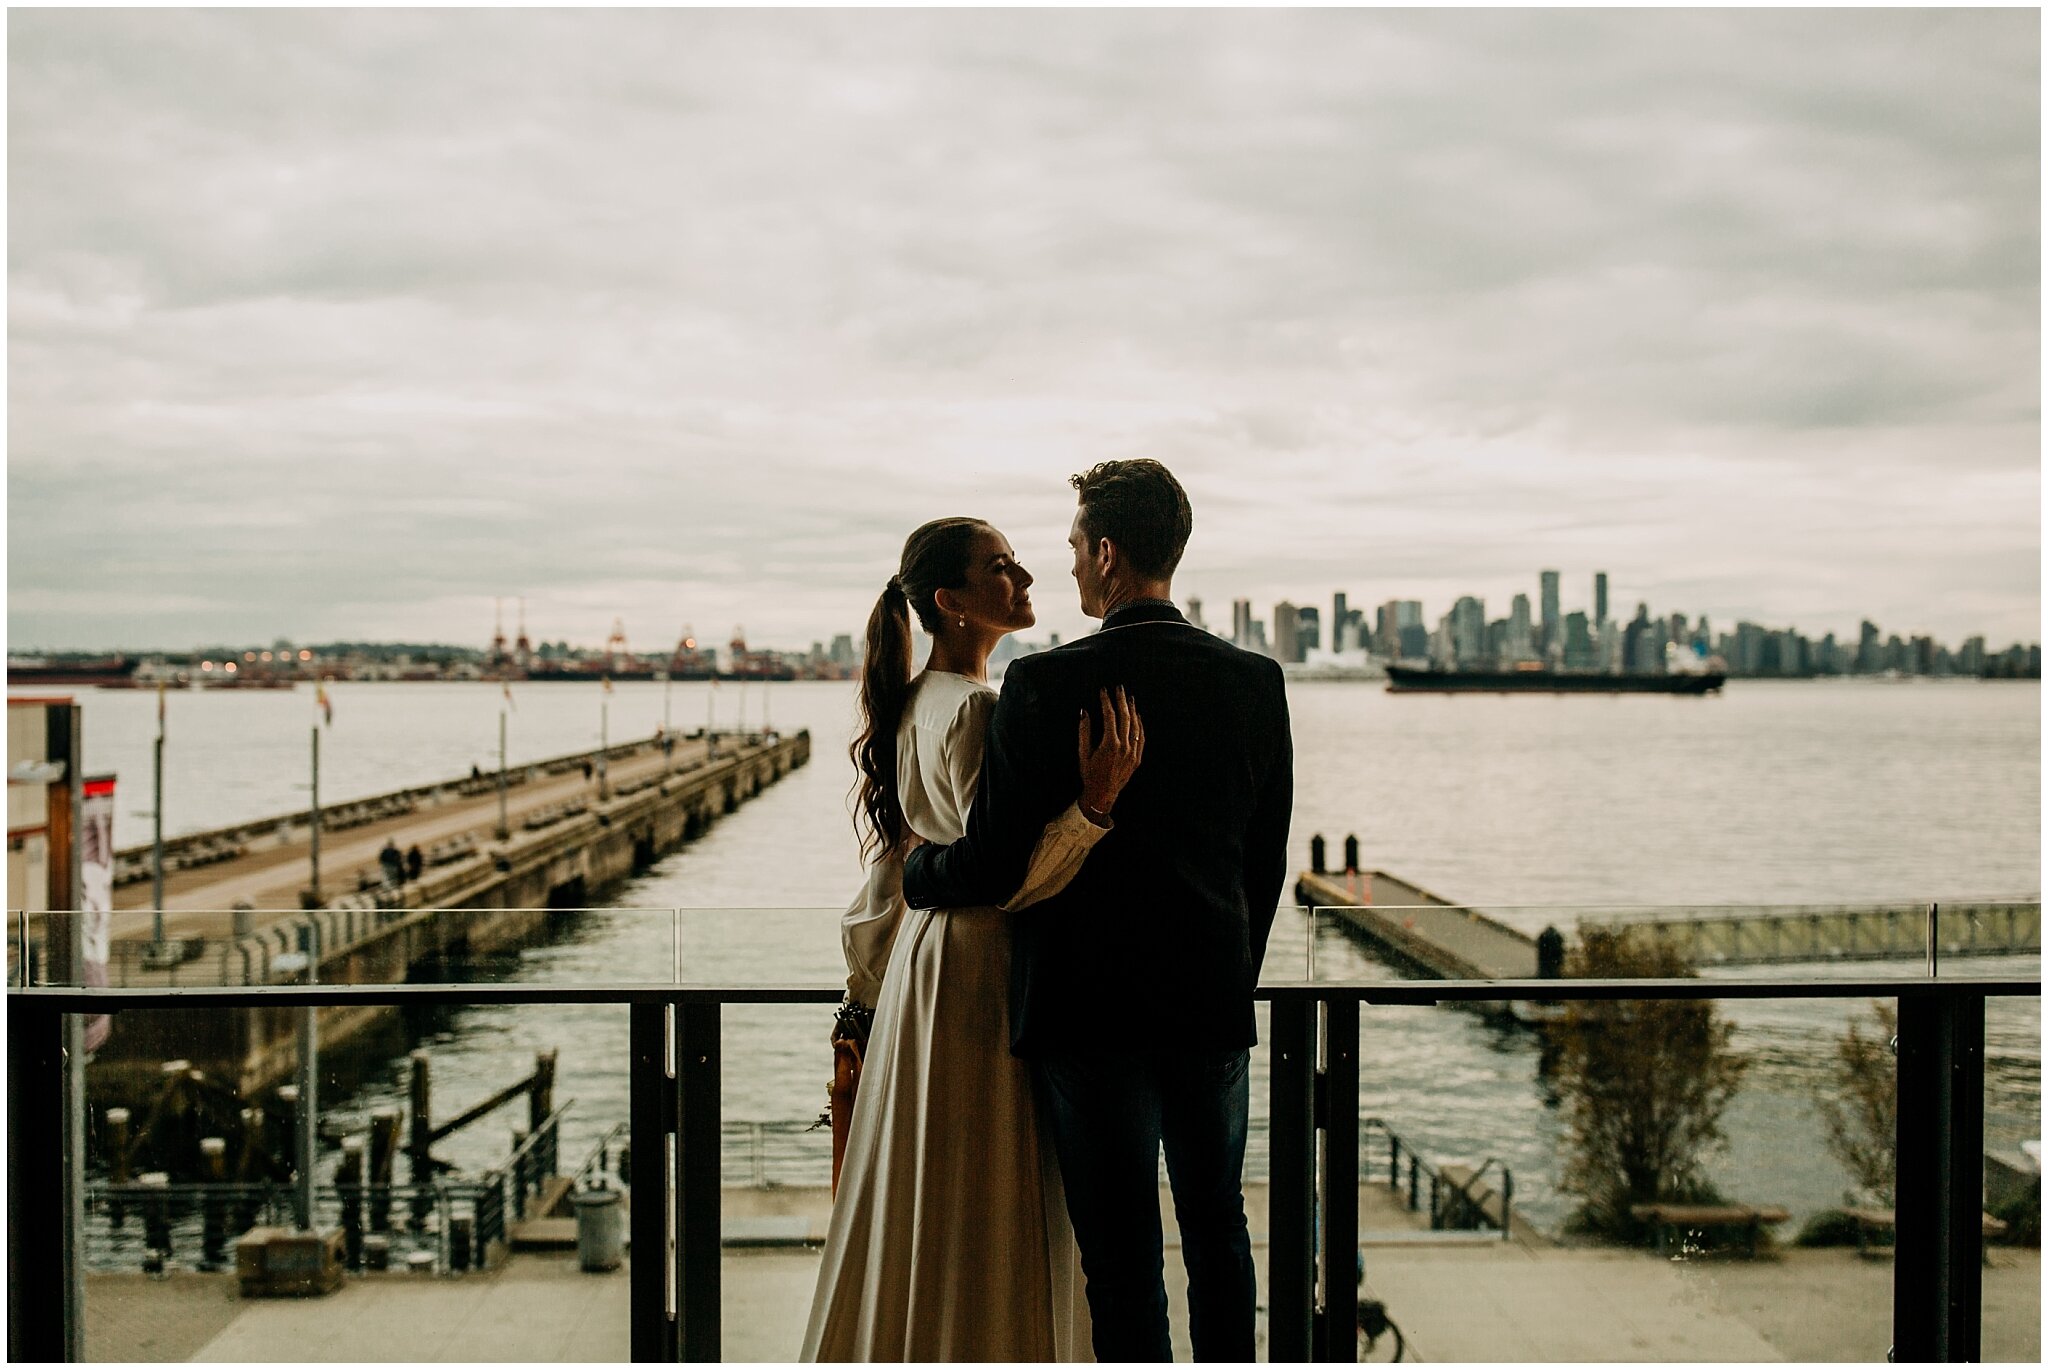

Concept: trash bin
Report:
left=573, top=1183, right=624, bottom=1272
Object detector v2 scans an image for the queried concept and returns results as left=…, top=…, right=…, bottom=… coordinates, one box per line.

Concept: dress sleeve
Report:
left=840, top=850, right=906, bottom=1009
left=941, top=686, right=1109, bottom=914
left=999, top=800, right=1110, bottom=912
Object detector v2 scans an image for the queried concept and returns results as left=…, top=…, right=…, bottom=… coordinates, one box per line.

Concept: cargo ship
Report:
left=1386, top=664, right=1726, bottom=695
left=6, top=655, right=141, bottom=687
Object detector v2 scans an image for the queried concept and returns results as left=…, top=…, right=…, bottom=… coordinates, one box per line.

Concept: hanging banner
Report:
left=80, top=774, right=115, bottom=1051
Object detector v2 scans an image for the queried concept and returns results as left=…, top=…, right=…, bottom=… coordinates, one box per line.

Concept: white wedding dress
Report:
left=803, top=670, right=1100, bottom=1362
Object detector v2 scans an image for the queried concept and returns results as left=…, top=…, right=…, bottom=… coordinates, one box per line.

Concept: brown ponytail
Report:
left=850, top=517, right=986, bottom=860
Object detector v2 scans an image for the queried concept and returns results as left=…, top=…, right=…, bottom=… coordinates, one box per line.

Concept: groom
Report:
left=904, top=458, right=1293, bottom=1361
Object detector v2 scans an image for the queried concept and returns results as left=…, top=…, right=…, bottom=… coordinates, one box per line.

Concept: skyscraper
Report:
left=1507, top=593, right=1534, bottom=661
left=1232, top=599, right=1252, bottom=648
left=1333, top=592, right=1348, bottom=645
left=1539, top=570, right=1560, bottom=651
left=1593, top=571, right=1608, bottom=627
left=1274, top=602, right=1302, bottom=663
left=1297, top=606, right=1321, bottom=655
left=1449, top=596, right=1486, bottom=664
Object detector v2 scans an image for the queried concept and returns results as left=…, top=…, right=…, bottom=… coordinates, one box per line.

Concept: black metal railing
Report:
left=1363, top=1118, right=1513, bottom=1239
left=7, top=973, right=2034, bottom=1363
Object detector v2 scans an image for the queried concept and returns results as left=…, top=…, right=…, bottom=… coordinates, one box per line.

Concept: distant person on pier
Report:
left=904, top=460, right=1292, bottom=1363
left=405, top=845, right=423, bottom=882
left=378, top=839, right=405, bottom=887
left=803, top=517, right=1146, bottom=1362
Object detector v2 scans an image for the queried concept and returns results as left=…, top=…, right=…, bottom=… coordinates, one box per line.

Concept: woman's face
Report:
left=938, top=526, right=1036, bottom=635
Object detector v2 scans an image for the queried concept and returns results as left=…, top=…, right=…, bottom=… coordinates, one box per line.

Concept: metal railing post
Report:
left=629, top=1001, right=677, bottom=1362
left=1893, top=989, right=1985, bottom=1363
left=1267, top=993, right=1315, bottom=1361
left=8, top=995, right=78, bottom=1361
left=676, top=1001, right=722, bottom=1363
left=1317, top=996, right=1360, bottom=1362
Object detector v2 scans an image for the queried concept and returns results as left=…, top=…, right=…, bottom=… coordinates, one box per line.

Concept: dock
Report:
left=1295, top=868, right=1540, bottom=981
left=53, top=729, right=810, bottom=1100
left=1295, top=866, right=2040, bottom=976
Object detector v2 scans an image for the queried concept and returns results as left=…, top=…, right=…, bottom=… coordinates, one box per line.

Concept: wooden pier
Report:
left=1295, top=865, right=2039, bottom=980
left=62, top=729, right=810, bottom=1101
left=1295, top=869, right=1540, bottom=981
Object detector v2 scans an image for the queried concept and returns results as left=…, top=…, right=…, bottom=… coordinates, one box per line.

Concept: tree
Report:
left=1550, top=926, right=1748, bottom=1241
left=1816, top=1001, right=1897, bottom=1206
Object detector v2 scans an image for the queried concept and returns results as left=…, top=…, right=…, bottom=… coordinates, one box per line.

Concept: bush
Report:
left=1992, top=1180, right=2040, bottom=1247
left=1816, top=1002, right=1897, bottom=1207
left=1548, top=927, right=1748, bottom=1245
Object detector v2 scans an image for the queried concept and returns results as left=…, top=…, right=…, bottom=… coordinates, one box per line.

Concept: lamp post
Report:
left=662, top=673, right=672, bottom=775
left=496, top=707, right=509, bottom=841
left=150, top=724, right=165, bottom=950
left=308, top=726, right=321, bottom=906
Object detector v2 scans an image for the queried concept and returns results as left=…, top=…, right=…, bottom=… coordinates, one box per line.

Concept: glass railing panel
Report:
left=75, top=905, right=689, bottom=989
left=75, top=1000, right=634, bottom=1361
left=1352, top=991, right=1907, bottom=1361
left=1981, top=962, right=2043, bottom=1362
left=675, top=907, right=845, bottom=987
left=720, top=1001, right=831, bottom=1362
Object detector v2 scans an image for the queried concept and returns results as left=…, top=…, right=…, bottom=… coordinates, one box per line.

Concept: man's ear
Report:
left=1095, top=537, right=1119, bottom=579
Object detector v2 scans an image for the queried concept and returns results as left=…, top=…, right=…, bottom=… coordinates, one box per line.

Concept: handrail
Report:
left=493, top=1098, right=575, bottom=1176
left=574, top=1120, right=632, bottom=1186
left=5, top=974, right=2033, bottom=1007
left=8, top=974, right=2035, bottom=1364
left=1361, top=1119, right=1512, bottom=1239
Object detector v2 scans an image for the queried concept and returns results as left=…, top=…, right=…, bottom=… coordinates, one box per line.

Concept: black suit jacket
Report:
left=903, top=601, right=1293, bottom=1057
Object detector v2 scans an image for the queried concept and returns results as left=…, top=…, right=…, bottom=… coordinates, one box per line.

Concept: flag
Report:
left=316, top=682, right=333, bottom=725
left=602, top=675, right=613, bottom=695
left=156, top=680, right=166, bottom=734
left=502, top=681, right=517, bottom=713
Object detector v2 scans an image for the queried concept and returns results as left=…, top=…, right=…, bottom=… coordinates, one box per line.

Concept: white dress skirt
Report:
left=802, top=670, right=1102, bottom=1362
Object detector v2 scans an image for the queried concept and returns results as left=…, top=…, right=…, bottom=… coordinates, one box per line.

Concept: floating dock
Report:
left=1295, top=866, right=2039, bottom=980
left=1295, top=868, right=1540, bottom=981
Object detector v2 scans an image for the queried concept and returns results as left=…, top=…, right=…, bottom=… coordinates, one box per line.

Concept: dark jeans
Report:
left=1034, top=1048, right=1255, bottom=1363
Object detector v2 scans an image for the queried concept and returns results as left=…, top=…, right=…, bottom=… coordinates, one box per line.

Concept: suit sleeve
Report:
left=903, top=664, right=1062, bottom=909
left=1243, top=661, right=1294, bottom=969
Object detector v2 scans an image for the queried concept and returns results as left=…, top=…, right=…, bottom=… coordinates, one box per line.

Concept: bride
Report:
left=802, top=516, right=1144, bottom=1362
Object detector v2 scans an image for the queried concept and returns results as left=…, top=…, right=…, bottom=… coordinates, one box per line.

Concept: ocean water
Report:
left=33, top=675, right=2042, bottom=1236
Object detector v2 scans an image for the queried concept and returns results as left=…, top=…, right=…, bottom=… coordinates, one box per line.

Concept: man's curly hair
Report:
left=1069, top=459, right=1193, bottom=579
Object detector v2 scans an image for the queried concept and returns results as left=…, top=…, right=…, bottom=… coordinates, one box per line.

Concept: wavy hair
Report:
left=851, top=517, right=987, bottom=860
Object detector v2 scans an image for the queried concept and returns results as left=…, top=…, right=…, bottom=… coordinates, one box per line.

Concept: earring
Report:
left=958, top=617, right=966, bottom=628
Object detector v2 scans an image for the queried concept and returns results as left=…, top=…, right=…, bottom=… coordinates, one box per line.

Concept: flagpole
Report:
left=151, top=685, right=165, bottom=949
left=662, top=674, right=672, bottom=776
left=308, top=725, right=321, bottom=906
left=706, top=678, right=716, bottom=759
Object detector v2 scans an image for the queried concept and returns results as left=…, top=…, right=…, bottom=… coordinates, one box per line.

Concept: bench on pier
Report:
left=1840, top=1206, right=2008, bottom=1263
left=1631, top=1202, right=1789, bottom=1258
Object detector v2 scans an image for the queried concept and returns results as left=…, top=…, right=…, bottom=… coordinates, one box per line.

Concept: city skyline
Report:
left=8, top=10, right=2040, bottom=652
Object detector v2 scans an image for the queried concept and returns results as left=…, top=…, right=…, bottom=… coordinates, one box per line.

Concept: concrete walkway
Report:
left=83, top=1185, right=2042, bottom=1362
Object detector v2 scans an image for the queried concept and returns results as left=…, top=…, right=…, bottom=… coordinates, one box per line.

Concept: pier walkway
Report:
left=109, top=736, right=718, bottom=937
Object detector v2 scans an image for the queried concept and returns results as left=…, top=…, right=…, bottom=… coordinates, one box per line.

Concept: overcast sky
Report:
left=8, top=8, right=2040, bottom=654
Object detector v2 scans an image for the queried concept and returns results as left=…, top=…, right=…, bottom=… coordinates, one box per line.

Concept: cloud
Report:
left=7, top=8, right=2039, bottom=651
